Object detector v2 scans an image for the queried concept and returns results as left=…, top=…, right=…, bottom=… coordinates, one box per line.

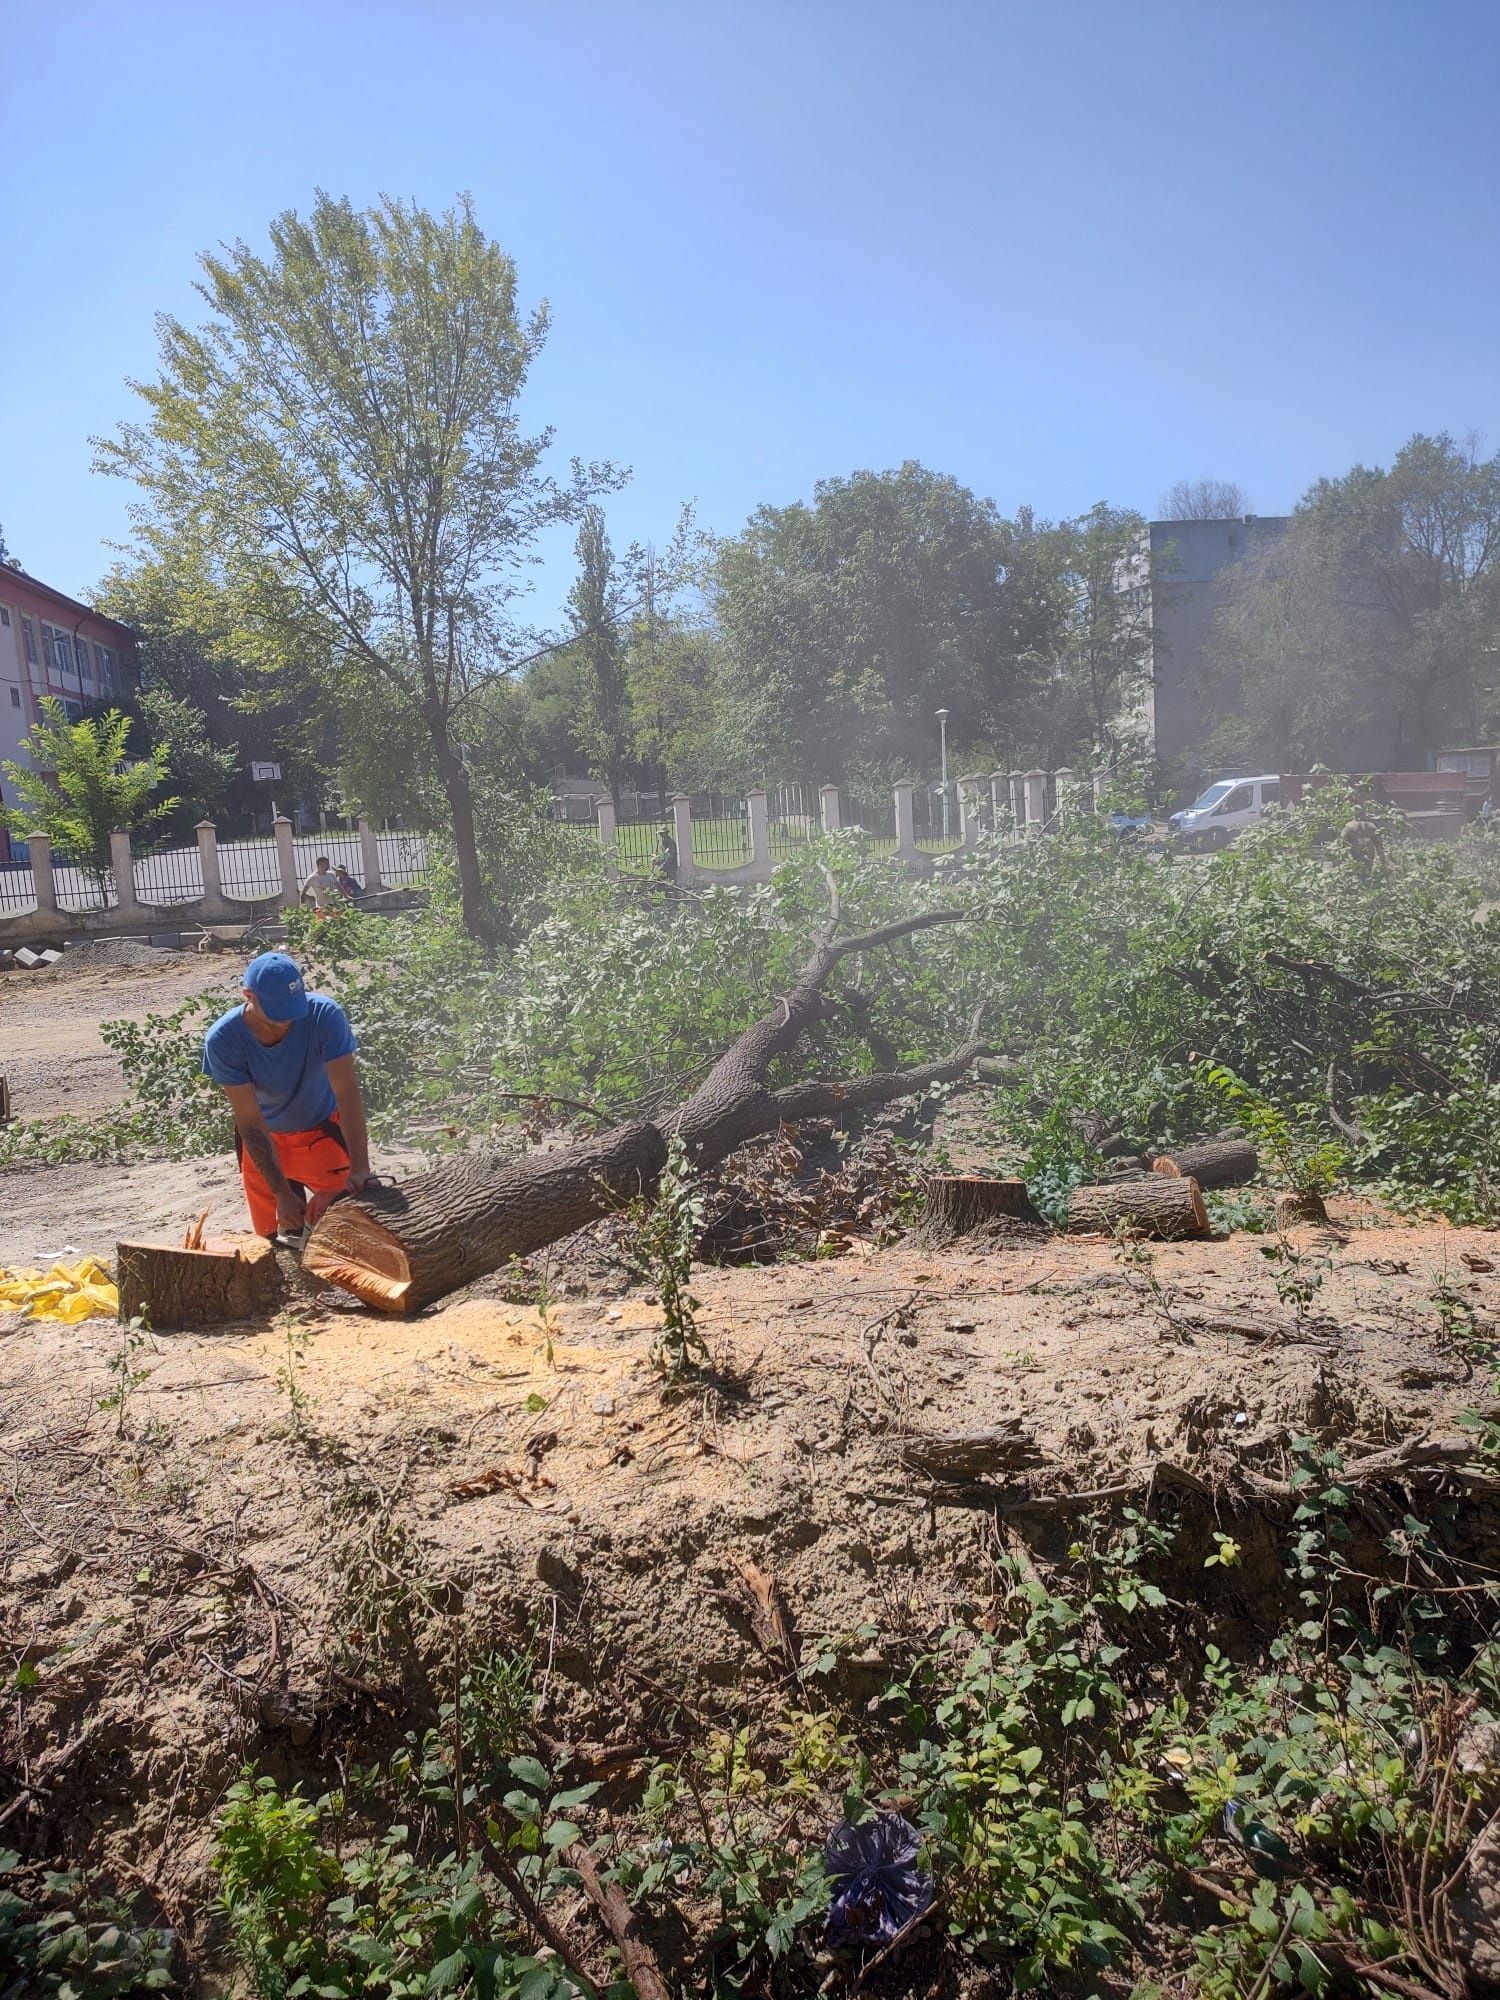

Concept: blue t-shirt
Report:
left=201, top=994, right=358, bottom=1133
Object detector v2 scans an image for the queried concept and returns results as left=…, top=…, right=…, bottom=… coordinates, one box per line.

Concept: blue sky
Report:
left=3, top=0, right=1497, bottom=633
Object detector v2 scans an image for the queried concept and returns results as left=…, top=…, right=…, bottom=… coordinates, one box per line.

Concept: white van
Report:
left=1168, top=774, right=1280, bottom=848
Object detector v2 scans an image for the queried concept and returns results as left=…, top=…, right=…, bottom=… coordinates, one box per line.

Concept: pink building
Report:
left=0, top=567, right=139, bottom=863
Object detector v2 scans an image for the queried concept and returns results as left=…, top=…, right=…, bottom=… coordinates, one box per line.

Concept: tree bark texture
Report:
left=303, top=903, right=983, bottom=1315
left=922, top=1175, right=1044, bottom=1238
left=1066, top=1177, right=1209, bottom=1240
left=1151, top=1139, right=1258, bottom=1189
left=117, top=1233, right=282, bottom=1329
left=303, top=1122, right=668, bottom=1312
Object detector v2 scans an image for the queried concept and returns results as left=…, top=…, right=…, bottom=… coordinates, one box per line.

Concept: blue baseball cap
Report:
left=244, top=951, right=310, bottom=1023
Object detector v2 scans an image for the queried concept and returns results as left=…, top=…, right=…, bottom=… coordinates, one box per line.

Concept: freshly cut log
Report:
left=922, top=1174, right=1044, bottom=1238
left=304, top=897, right=988, bottom=1315
left=1151, top=1139, right=1258, bottom=1189
left=117, top=1232, right=281, bottom=1329
left=1274, top=1189, right=1330, bottom=1229
left=303, top=1122, right=669, bottom=1314
left=1067, top=1176, right=1209, bottom=1239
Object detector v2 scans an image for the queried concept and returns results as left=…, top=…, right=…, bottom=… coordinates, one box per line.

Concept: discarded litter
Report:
left=0, top=1259, right=120, bottom=1323
left=824, top=1811, right=935, bottom=1948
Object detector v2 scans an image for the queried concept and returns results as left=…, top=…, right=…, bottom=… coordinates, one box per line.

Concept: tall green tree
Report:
left=1, top=701, right=177, bottom=885
left=567, top=507, right=633, bottom=815
left=1042, top=503, right=1169, bottom=763
left=133, top=688, right=238, bottom=825
left=1210, top=432, right=1500, bottom=768
left=710, top=462, right=1063, bottom=785
left=97, top=192, right=620, bottom=938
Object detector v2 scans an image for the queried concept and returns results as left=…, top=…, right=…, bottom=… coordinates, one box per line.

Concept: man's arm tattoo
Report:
left=241, top=1122, right=291, bottom=1197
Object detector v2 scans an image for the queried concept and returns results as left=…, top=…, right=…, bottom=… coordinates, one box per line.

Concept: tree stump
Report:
left=116, top=1232, right=282, bottom=1330
left=1151, top=1139, right=1258, bottom=1189
left=0, top=1074, right=10, bottom=1124
left=921, top=1175, right=1044, bottom=1238
left=1067, top=1177, right=1209, bottom=1239
left=1274, top=1189, right=1330, bottom=1230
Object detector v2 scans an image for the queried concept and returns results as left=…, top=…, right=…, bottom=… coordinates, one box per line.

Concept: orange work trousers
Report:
left=236, top=1115, right=351, bottom=1236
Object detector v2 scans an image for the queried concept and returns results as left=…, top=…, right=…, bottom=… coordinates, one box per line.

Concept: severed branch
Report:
left=562, top=1841, right=671, bottom=2000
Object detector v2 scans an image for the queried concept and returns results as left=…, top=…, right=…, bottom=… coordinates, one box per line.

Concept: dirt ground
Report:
left=4, top=959, right=1500, bottom=1982
left=2, top=1196, right=1497, bottom=1971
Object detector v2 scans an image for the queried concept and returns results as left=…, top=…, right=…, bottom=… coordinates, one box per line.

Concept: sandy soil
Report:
left=2, top=1200, right=1497, bottom=1957
left=0, top=951, right=241, bottom=1122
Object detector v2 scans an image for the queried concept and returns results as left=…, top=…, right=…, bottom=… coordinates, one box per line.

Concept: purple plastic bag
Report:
left=823, top=1812, right=935, bottom=1948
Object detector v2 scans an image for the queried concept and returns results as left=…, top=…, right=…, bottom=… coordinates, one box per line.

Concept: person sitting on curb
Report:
left=334, top=863, right=364, bottom=900
left=201, top=950, right=380, bottom=1240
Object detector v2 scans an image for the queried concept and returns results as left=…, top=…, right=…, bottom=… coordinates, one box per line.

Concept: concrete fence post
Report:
left=893, top=780, right=919, bottom=864
left=746, top=787, right=771, bottom=873
left=1092, top=767, right=1111, bottom=808
left=196, top=819, right=223, bottom=908
left=26, top=833, right=58, bottom=918
left=273, top=814, right=300, bottom=905
left=958, top=775, right=985, bottom=849
left=819, top=782, right=841, bottom=834
left=989, top=770, right=1006, bottom=827
left=357, top=818, right=385, bottom=893
left=596, top=798, right=618, bottom=869
left=110, top=829, right=142, bottom=916
left=1004, top=772, right=1022, bottom=837
left=1053, top=768, right=1076, bottom=823
left=1023, top=769, right=1047, bottom=834
left=671, top=794, right=694, bottom=880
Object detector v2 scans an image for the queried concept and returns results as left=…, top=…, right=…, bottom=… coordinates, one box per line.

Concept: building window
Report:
left=9, top=688, right=19, bottom=709
left=20, top=616, right=37, bottom=665
left=44, top=625, right=73, bottom=678
left=96, top=643, right=116, bottom=689
left=0, top=606, right=9, bottom=626
left=75, top=635, right=91, bottom=679
left=62, top=699, right=83, bottom=721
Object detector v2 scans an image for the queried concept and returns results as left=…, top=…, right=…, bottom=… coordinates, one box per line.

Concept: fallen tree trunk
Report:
left=1151, top=1139, right=1258, bottom=1189
left=304, top=895, right=985, bottom=1313
left=117, top=1233, right=281, bottom=1329
left=302, top=1122, right=668, bottom=1312
left=921, top=1175, right=1044, bottom=1238
left=1067, top=1177, right=1209, bottom=1239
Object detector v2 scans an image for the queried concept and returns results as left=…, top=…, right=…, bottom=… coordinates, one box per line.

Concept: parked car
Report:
left=1105, top=809, right=1156, bottom=838
left=1168, top=775, right=1281, bottom=849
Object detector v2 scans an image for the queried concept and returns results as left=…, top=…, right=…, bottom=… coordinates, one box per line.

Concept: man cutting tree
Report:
left=202, top=952, right=379, bottom=1239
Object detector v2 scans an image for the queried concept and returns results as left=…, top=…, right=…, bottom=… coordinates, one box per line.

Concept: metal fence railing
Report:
left=913, top=782, right=961, bottom=852
left=374, top=828, right=429, bottom=888
left=845, top=792, right=898, bottom=851
left=768, top=782, right=820, bottom=860
left=613, top=802, right=670, bottom=877
left=0, top=861, right=37, bottom=915
left=218, top=838, right=286, bottom=903
left=132, top=842, right=204, bottom=905
left=54, top=861, right=116, bottom=913
left=689, top=793, right=751, bottom=870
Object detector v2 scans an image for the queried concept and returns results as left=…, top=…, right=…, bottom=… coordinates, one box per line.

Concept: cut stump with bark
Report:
left=1274, top=1189, right=1330, bottom=1230
left=922, top=1174, right=1044, bottom=1238
left=116, top=1232, right=281, bottom=1329
left=1151, top=1139, right=1258, bottom=1190
left=1067, top=1177, right=1209, bottom=1240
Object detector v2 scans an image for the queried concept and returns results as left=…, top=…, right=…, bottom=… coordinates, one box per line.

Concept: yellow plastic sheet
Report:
left=0, top=1259, right=119, bottom=1323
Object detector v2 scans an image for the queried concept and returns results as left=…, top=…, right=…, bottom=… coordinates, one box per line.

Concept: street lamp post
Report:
left=935, top=708, right=950, bottom=843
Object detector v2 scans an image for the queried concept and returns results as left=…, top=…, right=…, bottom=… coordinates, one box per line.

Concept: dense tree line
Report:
left=69, top=186, right=1500, bottom=936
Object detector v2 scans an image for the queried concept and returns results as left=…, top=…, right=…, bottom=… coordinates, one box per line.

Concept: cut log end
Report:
left=116, top=1232, right=282, bottom=1330
left=301, top=1206, right=414, bottom=1312
left=1151, top=1139, right=1259, bottom=1190
left=1067, top=1176, right=1209, bottom=1240
left=921, top=1174, right=1044, bottom=1239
